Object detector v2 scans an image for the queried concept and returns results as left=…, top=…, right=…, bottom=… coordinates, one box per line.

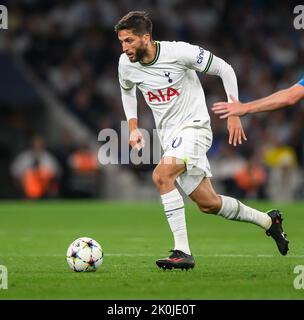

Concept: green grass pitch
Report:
left=0, top=200, right=303, bottom=300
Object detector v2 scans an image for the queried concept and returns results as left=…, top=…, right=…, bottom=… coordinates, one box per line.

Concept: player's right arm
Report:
left=119, top=56, right=145, bottom=150
left=212, top=79, right=304, bottom=118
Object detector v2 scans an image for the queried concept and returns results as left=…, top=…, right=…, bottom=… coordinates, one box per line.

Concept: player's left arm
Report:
left=205, top=54, right=247, bottom=146
left=176, top=42, right=246, bottom=146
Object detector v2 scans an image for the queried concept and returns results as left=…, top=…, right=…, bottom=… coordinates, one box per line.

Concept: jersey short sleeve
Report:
left=298, top=78, right=304, bottom=86
left=118, top=55, right=135, bottom=91
left=174, top=41, right=214, bottom=73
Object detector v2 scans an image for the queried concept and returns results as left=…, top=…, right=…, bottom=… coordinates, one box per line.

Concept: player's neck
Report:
left=140, top=41, right=157, bottom=65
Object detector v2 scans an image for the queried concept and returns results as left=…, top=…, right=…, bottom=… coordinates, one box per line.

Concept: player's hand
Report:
left=212, top=95, right=248, bottom=119
left=129, top=128, right=145, bottom=150
left=227, top=116, right=247, bottom=146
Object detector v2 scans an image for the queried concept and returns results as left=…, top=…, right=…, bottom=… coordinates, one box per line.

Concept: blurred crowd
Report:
left=1, top=0, right=304, bottom=200
left=10, top=134, right=101, bottom=199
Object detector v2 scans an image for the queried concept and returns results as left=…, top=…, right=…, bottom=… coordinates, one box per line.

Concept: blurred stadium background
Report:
left=0, top=0, right=303, bottom=202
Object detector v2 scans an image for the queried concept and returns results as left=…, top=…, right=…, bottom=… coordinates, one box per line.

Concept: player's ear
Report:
left=143, top=33, right=151, bottom=44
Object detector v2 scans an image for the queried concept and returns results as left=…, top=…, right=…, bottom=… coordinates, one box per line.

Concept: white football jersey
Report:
left=118, top=41, right=215, bottom=148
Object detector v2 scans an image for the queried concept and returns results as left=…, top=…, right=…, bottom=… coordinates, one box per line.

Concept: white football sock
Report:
left=161, top=189, right=191, bottom=255
left=217, top=195, right=272, bottom=230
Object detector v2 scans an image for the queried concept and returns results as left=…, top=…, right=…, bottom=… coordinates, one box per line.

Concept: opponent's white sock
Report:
left=217, top=195, right=272, bottom=230
left=161, top=189, right=191, bottom=255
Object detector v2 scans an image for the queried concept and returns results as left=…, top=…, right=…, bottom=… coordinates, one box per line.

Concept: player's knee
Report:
left=152, top=168, right=174, bottom=188
left=197, top=197, right=221, bottom=214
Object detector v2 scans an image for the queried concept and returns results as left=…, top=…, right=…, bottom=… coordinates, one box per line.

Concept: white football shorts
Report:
left=162, top=122, right=213, bottom=195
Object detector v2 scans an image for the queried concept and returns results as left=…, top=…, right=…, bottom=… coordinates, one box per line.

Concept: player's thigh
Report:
left=189, top=177, right=221, bottom=213
left=152, top=156, right=186, bottom=183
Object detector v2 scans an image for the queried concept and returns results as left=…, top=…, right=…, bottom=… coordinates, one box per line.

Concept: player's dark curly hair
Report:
left=114, top=11, right=153, bottom=36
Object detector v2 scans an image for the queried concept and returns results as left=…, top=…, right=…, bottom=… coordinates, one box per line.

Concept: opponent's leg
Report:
left=152, top=157, right=195, bottom=270
left=189, top=177, right=289, bottom=255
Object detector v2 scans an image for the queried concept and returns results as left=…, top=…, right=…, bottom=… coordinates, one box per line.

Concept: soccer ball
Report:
left=66, top=237, right=103, bottom=272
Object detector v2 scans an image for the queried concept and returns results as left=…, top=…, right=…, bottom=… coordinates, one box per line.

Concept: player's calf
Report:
left=195, top=195, right=222, bottom=214
left=189, top=177, right=222, bottom=214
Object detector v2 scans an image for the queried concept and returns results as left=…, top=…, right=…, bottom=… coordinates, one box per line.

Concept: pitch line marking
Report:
left=1, top=253, right=303, bottom=258
left=105, top=253, right=304, bottom=258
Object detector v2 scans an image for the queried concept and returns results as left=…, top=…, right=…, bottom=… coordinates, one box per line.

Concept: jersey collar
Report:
left=140, top=41, right=160, bottom=66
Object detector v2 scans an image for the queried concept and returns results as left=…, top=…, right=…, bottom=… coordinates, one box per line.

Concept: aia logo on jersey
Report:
left=147, top=87, right=180, bottom=103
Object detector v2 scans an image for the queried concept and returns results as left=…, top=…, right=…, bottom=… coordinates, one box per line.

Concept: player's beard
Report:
left=130, top=41, right=148, bottom=63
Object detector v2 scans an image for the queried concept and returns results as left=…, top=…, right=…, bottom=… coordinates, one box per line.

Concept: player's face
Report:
left=118, top=29, right=149, bottom=63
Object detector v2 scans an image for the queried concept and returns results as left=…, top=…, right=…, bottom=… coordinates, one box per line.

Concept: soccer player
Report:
left=115, top=11, right=289, bottom=270
left=212, top=79, right=304, bottom=118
